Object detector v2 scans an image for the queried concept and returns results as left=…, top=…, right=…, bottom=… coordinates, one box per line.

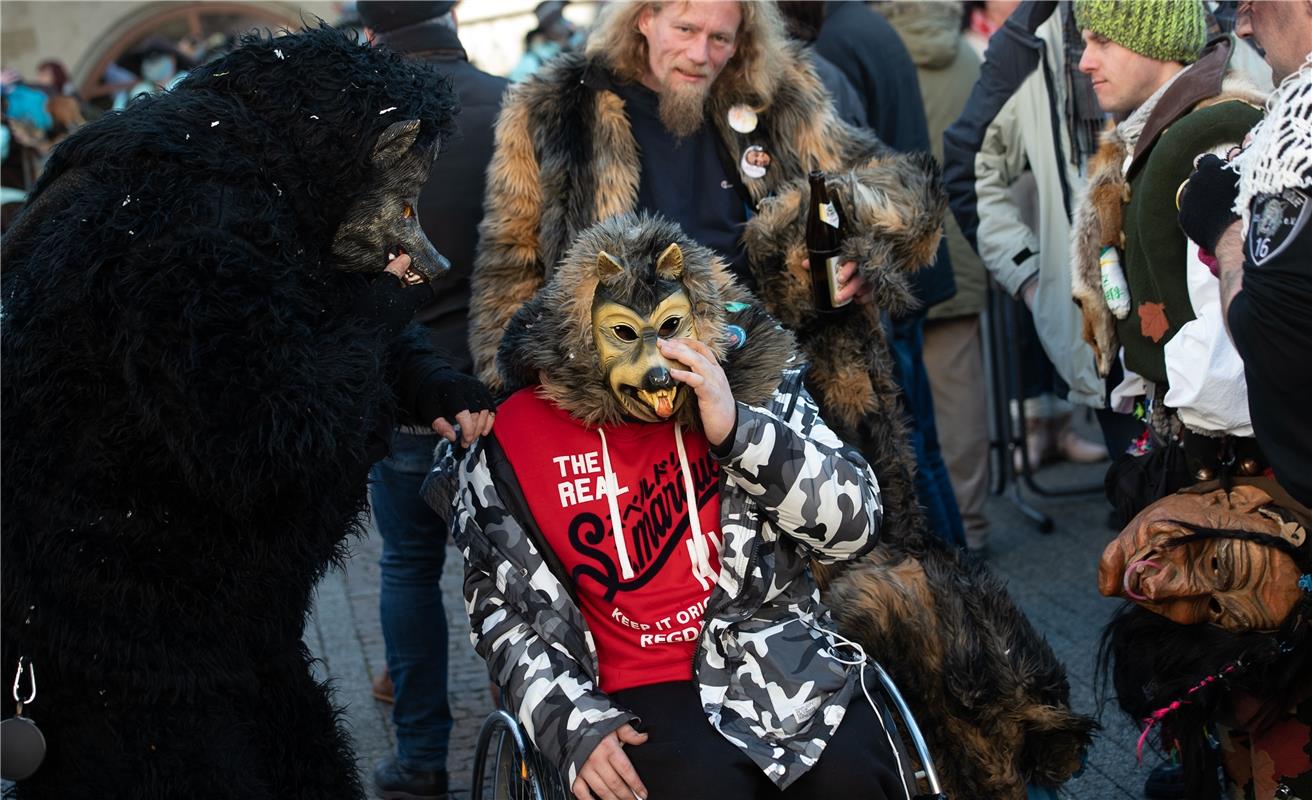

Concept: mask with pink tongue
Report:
left=592, top=243, right=697, bottom=423
left=1098, top=485, right=1309, bottom=633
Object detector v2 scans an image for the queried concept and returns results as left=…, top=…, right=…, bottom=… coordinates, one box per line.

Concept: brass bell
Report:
left=1195, top=467, right=1215, bottom=481
left=1239, top=458, right=1260, bottom=476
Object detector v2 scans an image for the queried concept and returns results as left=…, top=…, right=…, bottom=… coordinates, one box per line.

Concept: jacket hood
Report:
left=875, top=1, right=964, bottom=71
left=33, top=25, right=458, bottom=249
left=497, top=213, right=798, bottom=428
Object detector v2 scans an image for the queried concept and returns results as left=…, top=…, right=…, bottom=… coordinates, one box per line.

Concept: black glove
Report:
left=413, top=367, right=495, bottom=428
left=1177, top=154, right=1241, bottom=253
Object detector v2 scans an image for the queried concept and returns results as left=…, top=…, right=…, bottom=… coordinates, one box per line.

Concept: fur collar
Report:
left=1071, top=65, right=1267, bottom=377
left=497, top=214, right=797, bottom=429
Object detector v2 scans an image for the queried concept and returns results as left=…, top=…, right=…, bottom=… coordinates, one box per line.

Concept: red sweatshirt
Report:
left=496, top=388, right=723, bottom=692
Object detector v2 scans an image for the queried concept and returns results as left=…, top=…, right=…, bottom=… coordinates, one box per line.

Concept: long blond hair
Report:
left=584, top=1, right=789, bottom=105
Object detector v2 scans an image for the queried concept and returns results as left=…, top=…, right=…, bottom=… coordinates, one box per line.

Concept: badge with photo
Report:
left=740, top=144, right=771, bottom=179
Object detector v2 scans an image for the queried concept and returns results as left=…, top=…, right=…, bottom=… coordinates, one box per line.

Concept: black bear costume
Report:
left=1, top=26, right=460, bottom=799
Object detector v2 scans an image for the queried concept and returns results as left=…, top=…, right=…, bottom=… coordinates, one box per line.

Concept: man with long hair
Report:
left=468, top=0, right=946, bottom=549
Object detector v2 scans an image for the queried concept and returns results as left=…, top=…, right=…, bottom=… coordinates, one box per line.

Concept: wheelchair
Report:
left=470, top=661, right=948, bottom=800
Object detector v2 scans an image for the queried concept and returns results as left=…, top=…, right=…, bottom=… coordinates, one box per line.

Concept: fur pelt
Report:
left=825, top=536, right=1097, bottom=799
left=1070, top=127, right=1128, bottom=377
left=0, top=26, right=456, bottom=799
left=498, top=213, right=796, bottom=427
left=742, top=154, right=945, bottom=543
left=1070, top=71, right=1267, bottom=377
left=469, top=42, right=943, bottom=543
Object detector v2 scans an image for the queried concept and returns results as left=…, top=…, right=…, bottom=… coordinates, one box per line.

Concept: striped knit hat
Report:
left=1073, top=0, right=1207, bottom=64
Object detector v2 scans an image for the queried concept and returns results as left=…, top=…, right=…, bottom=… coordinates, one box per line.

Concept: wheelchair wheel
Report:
left=471, top=710, right=570, bottom=800
left=869, top=661, right=950, bottom=800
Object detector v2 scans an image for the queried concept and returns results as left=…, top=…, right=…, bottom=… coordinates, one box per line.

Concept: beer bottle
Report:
left=806, top=170, right=851, bottom=311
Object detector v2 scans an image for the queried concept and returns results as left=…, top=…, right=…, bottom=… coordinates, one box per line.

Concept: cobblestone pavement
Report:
left=306, top=455, right=1163, bottom=800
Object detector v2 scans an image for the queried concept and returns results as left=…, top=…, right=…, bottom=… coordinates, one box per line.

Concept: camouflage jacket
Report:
left=450, top=368, right=883, bottom=789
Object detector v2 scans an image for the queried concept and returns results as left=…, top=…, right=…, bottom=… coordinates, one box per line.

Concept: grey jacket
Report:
left=449, top=368, right=882, bottom=789
left=944, top=3, right=1105, bottom=406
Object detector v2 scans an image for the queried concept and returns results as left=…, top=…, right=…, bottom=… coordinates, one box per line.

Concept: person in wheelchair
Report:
left=446, top=215, right=905, bottom=800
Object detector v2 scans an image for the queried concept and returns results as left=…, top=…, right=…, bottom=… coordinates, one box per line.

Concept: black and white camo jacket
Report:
left=450, top=368, right=883, bottom=789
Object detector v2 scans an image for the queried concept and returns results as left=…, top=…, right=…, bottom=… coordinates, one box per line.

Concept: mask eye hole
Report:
left=1211, top=556, right=1220, bottom=572
left=1208, top=597, right=1223, bottom=616
left=403, top=204, right=414, bottom=219
left=658, top=316, right=682, bottom=338
left=612, top=325, right=638, bottom=342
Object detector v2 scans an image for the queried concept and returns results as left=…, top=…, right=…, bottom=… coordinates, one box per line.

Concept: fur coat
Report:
left=0, top=27, right=455, bottom=799
left=468, top=43, right=944, bottom=544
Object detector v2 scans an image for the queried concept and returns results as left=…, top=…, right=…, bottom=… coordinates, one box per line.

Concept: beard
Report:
left=657, top=79, right=712, bottom=140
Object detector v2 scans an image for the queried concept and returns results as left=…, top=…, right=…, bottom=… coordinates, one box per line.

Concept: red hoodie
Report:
left=495, top=387, right=723, bottom=692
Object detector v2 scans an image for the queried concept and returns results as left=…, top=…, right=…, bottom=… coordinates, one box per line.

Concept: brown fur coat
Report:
left=825, top=542, right=1096, bottom=798
left=469, top=43, right=942, bottom=543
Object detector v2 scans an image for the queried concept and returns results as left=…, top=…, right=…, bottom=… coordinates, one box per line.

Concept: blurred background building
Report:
left=0, top=0, right=598, bottom=223
left=0, top=1, right=599, bottom=101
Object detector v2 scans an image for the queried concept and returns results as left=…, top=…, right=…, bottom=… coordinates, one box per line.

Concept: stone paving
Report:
left=305, top=455, right=1164, bottom=800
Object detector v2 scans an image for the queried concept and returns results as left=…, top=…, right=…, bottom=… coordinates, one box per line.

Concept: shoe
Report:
left=1013, top=415, right=1052, bottom=472
left=373, top=757, right=448, bottom=800
left=1143, top=762, right=1187, bottom=799
left=1053, top=421, right=1109, bottom=464
left=372, top=668, right=394, bottom=704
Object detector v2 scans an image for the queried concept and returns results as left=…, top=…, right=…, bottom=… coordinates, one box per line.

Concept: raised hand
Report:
left=658, top=337, right=736, bottom=446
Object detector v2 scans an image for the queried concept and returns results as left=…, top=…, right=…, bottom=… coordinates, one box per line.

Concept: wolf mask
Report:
left=28, top=25, right=460, bottom=284
left=497, top=213, right=797, bottom=428
left=330, top=118, right=450, bottom=282
left=592, top=243, right=697, bottom=422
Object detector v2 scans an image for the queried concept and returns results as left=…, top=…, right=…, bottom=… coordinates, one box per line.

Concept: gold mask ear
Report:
left=597, top=250, right=624, bottom=281
left=655, top=243, right=684, bottom=280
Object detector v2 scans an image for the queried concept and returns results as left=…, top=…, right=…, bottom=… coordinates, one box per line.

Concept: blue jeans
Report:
left=369, top=431, right=452, bottom=771
left=888, top=313, right=967, bottom=548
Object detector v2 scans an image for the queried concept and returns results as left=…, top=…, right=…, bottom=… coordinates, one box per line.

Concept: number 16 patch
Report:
left=1247, top=188, right=1310, bottom=267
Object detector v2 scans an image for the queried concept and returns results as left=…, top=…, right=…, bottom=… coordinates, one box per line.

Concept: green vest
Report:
left=1117, top=100, right=1263, bottom=384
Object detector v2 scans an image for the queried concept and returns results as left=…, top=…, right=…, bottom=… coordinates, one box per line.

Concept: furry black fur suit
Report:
left=0, top=27, right=456, bottom=799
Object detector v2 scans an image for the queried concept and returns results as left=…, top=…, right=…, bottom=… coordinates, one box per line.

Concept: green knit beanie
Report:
left=1073, top=0, right=1207, bottom=64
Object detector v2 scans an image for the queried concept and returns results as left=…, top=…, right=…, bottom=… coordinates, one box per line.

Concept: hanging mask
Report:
left=591, top=243, right=697, bottom=422
left=1098, top=485, right=1308, bottom=632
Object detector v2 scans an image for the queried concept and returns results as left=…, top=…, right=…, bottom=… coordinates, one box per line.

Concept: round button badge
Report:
left=727, top=104, right=758, bottom=134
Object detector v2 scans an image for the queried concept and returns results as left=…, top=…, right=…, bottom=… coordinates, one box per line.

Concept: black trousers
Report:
left=610, top=681, right=903, bottom=800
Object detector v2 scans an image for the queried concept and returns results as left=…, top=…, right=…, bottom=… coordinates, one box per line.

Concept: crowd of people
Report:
left=2, top=2, right=1309, bottom=800
left=369, top=1, right=1312, bottom=798
left=0, top=31, right=241, bottom=228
